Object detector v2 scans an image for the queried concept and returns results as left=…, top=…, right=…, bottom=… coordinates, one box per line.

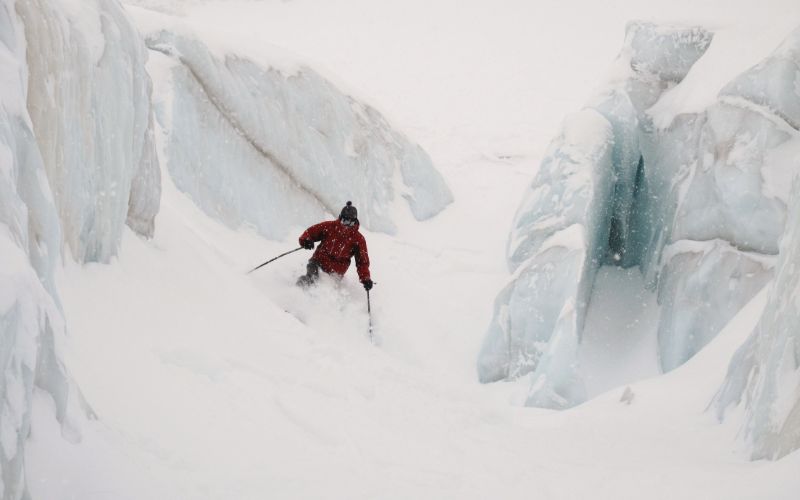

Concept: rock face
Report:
left=142, top=26, right=452, bottom=239
left=479, top=22, right=800, bottom=416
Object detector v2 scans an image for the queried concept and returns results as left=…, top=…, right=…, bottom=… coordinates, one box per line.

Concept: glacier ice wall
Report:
left=478, top=22, right=713, bottom=409
left=141, top=26, right=452, bottom=238
left=478, top=110, right=614, bottom=407
left=17, top=0, right=161, bottom=263
left=645, top=27, right=800, bottom=373
left=714, top=30, right=800, bottom=461
left=480, top=22, right=800, bottom=411
left=656, top=240, right=774, bottom=371
left=715, top=176, right=800, bottom=460
left=0, top=1, right=75, bottom=497
left=720, top=28, right=800, bottom=130
left=1, top=0, right=163, bottom=495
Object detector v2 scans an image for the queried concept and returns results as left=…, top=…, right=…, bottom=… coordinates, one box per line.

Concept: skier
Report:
left=296, top=201, right=373, bottom=291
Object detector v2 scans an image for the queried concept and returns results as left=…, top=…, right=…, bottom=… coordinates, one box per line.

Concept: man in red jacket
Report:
left=297, top=201, right=373, bottom=290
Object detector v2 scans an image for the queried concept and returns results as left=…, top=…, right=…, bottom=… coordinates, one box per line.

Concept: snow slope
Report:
left=30, top=170, right=800, bottom=500
left=16, top=0, right=800, bottom=498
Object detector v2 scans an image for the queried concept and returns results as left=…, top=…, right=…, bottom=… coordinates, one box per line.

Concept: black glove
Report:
left=362, top=279, right=373, bottom=291
left=301, top=239, right=314, bottom=250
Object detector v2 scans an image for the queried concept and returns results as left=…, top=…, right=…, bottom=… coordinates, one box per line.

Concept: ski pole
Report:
left=367, top=288, right=374, bottom=343
left=247, top=247, right=303, bottom=274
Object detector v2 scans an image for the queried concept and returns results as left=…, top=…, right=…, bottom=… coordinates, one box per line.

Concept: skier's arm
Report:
left=354, top=236, right=371, bottom=283
left=299, top=222, right=328, bottom=246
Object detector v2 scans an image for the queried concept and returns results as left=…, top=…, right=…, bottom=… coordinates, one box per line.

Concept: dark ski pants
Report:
left=296, top=259, right=321, bottom=287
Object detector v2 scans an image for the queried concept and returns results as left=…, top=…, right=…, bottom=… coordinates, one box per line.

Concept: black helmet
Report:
left=339, top=201, right=358, bottom=221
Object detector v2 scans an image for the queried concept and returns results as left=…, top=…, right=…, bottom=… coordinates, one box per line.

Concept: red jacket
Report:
left=299, top=220, right=371, bottom=282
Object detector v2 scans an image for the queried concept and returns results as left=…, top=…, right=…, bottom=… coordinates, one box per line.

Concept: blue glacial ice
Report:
left=479, top=21, right=800, bottom=414
left=479, top=22, right=715, bottom=409
left=478, top=110, right=614, bottom=407
left=647, top=26, right=800, bottom=375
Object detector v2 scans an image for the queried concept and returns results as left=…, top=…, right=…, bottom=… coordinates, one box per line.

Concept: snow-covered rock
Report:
left=137, top=21, right=451, bottom=239
left=0, top=2, right=74, bottom=497
left=478, top=22, right=713, bottom=408
left=17, top=0, right=160, bottom=263
left=715, top=176, right=800, bottom=460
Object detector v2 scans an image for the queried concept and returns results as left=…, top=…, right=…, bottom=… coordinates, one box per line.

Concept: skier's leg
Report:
left=296, top=259, right=321, bottom=287
left=307, top=259, right=320, bottom=281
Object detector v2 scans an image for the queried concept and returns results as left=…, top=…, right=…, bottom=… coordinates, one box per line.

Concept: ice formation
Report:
left=0, top=1, right=73, bottom=497
left=478, top=110, right=614, bottom=406
left=138, top=21, right=452, bottom=239
left=656, top=240, right=773, bottom=372
left=720, top=28, right=800, bottom=131
left=650, top=27, right=800, bottom=373
left=479, top=22, right=715, bottom=408
left=480, top=21, right=800, bottom=414
left=715, top=180, right=800, bottom=460
left=17, top=0, right=161, bottom=263
left=1, top=0, right=163, bottom=496
left=714, top=28, right=800, bottom=461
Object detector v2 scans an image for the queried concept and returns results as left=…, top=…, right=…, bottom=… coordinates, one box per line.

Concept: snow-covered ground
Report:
left=22, top=0, right=800, bottom=498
